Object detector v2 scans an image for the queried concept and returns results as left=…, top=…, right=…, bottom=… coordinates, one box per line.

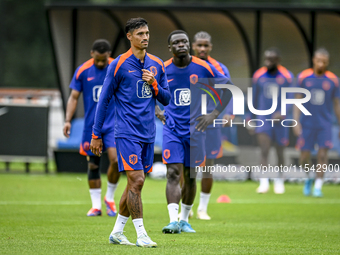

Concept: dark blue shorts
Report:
left=116, top=138, right=153, bottom=173
left=255, top=124, right=289, bottom=147
left=205, top=128, right=223, bottom=159
left=296, top=126, right=332, bottom=151
left=80, top=128, right=116, bottom=156
left=162, top=126, right=206, bottom=168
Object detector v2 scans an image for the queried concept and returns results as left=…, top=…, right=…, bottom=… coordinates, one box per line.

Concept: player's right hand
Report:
left=155, top=105, right=166, bottom=125
left=90, top=139, right=103, bottom=157
left=222, top=114, right=234, bottom=127
left=63, top=122, right=71, bottom=138
left=293, top=123, right=302, bottom=137
left=142, top=69, right=155, bottom=85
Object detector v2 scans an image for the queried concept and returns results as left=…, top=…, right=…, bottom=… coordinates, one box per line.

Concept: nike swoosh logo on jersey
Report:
left=128, top=70, right=136, bottom=73
left=195, top=160, right=202, bottom=163
left=87, top=77, right=95, bottom=81
left=167, top=79, right=174, bottom=83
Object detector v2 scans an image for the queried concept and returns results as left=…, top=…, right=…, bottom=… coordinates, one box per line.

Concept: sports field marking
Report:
left=0, top=201, right=89, bottom=205
left=1, top=199, right=340, bottom=205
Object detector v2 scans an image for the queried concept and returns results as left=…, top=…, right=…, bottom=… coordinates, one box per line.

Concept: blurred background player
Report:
left=91, top=18, right=170, bottom=247
left=293, top=48, right=340, bottom=197
left=159, top=30, right=231, bottom=234
left=250, top=48, right=294, bottom=194
left=191, top=31, right=232, bottom=220
left=63, top=39, right=119, bottom=217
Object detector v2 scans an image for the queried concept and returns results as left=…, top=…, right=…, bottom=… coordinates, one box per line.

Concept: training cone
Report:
left=217, top=195, right=231, bottom=203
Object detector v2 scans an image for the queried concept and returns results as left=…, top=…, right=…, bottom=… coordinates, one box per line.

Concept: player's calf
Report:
left=87, top=163, right=102, bottom=216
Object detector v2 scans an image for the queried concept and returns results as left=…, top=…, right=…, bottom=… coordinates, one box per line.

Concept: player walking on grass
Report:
left=157, top=30, right=231, bottom=234
left=250, top=48, right=294, bottom=194
left=294, top=48, right=340, bottom=197
left=191, top=31, right=233, bottom=220
left=63, top=39, right=119, bottom=217
left=91, top=18, right=170, bottom=247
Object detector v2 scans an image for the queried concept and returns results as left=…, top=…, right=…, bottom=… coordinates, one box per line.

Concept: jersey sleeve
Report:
left=223, top=97, right=234, bottom=115
left=69, top=66, right=83, bottom=92
left=296, top=72, right=305, bottom=88
left=210, top=64, right=233, bottom=113
left=215, top=63, right=233, bottom=115
left=332, top=76, right=340, bottom=99
left=220, top=63, right=231, bottom=79
left=150, top=62, right=171, bottom=106
left=92, top=61, right=118, bottom=138
left=284, top=71, right=295, bottom=115
left=251, top=72, right=259, bottom=119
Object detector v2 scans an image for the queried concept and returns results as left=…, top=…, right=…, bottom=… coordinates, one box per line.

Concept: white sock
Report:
left=197, top=192, right=211, bottom=212
left=132, top=218, right=147, bottom=238
left=112, top=214, right=129, bottom=234
left=167, top=203, right=179, bottom=223
left=314, top=178, right=323, bottom=190
left=274, top=178, right=283, bottom=185
left=105, top=181, right=118, bottom=202
left=180, top=203, right=193, bottom=222
left=89, top=188, right=101, bottom=210
left=259, top=178, right=269, bottom=187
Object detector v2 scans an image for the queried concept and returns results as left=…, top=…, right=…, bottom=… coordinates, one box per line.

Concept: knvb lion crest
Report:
left=129, top=154, right=138, bottom=165
left=163, top=149, right=170, bottom=159
left=190, top=74, right=198, bottom=84
left=150, top=66, right=157, bottom=76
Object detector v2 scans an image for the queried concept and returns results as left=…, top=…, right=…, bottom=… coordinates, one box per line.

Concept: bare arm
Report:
left=333, top=98, right=340, bottom=138
left=155, top=105, right=166, bottom=125
left=292, top=93, right=303, bottom=136
left=63, top=90, right=81, bottom=138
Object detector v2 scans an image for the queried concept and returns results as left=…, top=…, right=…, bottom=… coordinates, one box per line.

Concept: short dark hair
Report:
left=92, top=39, right=111, bottom=54
left=125, top=17, right=148, bottom=34
left=168, top=30, right=189, bottom=45
left=314, top=47, right=329, bottom=58
left=193, top=31, right=211, bottom=43
left=265, top=47, right=281, bottom=58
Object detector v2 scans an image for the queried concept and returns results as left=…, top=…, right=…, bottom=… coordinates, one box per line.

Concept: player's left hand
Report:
left=142, top=69, right=155, bottom=85
left=90, top=138, right=103, bottom=157
left=195, top=110, right=219, bottom=132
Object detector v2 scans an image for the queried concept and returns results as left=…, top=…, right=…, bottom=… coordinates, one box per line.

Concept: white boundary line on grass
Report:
left=0, top=199, right=340, bottom=205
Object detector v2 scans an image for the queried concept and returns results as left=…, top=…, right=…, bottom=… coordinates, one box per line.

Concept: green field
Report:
left=1, top=173, right=339, bottom=254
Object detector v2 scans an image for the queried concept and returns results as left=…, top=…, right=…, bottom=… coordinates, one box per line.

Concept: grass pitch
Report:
left=0, top=173, right=339, bottom=254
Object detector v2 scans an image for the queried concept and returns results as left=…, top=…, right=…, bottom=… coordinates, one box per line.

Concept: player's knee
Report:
left=202, top=171, right=212, bottom=178
left=318, top=150, right=327, bottom=162
left=109, top=156, right=118, bottom=167
left=300, top=157, right=309, bottom=166
left=166, top=166, right=180, bottom=182
left=88, top=166, right=100, bottom=180
left=260, top=149, right=270, bottom=158
left=88, top=161, right=99, bottom=170
left=129, top=175, right=145, bottom=192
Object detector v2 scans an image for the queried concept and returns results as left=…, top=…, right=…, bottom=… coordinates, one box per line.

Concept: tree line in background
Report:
left=0, top=0, right=338, bottom=89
